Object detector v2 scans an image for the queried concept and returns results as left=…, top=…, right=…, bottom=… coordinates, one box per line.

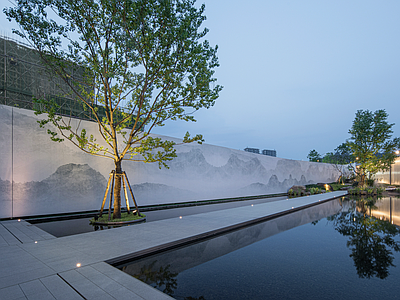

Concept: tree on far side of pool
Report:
left=307, top=149, right=322, bottom=162
left=347, top=109, right=400, bottom=187
left=322, top=143, right=354, bottom=184
left=4, top=0, right=222, bottom=219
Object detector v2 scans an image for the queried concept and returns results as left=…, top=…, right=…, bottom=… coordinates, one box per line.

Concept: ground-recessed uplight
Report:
left=18, top=219, right=20, bottom=222
left=251, top=204, right=254, bottom=207
left=292, top=207, right=294, bottom=209
left=76, top=263, right=81, bottom=268
left=34, top=241, right=37, bottom=244
left=179, top=216, right=182, bottom=219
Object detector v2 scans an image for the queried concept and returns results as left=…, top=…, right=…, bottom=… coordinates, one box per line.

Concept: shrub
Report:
left=349, top=187, right=360, bottom=195
left=329, top=183, right=342, bottom=191
left=366, top=179, right=374, bottom=187
left=310, top=187, right=321, bottom=195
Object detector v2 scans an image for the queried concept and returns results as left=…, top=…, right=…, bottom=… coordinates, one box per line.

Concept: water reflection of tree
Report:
left=129, top=261, right=178, bottom=295
left=328, top=197, right=400, bottom=279
left=126, top=261, right=206, bottom=299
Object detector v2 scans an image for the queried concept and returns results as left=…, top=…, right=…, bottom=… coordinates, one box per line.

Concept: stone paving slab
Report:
left=0, top=222, right=22, bottom=246
left=0, top=191, right=347, bottom=299
left=40, top=275, right=83, bottom=300
left=0, top=219, right=56, bottom=247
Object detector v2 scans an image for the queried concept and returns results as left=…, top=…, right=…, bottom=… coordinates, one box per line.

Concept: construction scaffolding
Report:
left=0, top=35, right=143, bottom=130
left=0, top=35, right=95, bottom=119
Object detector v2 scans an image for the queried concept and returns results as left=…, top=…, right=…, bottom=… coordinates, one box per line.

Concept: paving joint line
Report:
left=57, top=273, right=86, bottom=300
left=1, top=223, right=23, bottom=244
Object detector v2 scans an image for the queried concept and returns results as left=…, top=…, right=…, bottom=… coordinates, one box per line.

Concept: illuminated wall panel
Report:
left=0, top=105, right=340, bottom=218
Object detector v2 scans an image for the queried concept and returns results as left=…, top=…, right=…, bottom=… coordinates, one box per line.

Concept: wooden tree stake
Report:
left=108, top=171, right=115, bottom=221
left=99, top=172, right=113, bottom=217
left=123, top=171, right=141, bottom=216
left=122, top=174, right=131, bottom=214
left=98, top=170, right=141, bottom=221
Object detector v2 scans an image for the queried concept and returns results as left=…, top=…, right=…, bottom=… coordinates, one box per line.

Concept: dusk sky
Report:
left=1, top=0, right=400, bottom=161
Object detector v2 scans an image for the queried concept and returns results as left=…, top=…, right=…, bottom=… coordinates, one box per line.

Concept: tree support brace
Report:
left=98, top=170, right=142, bottom=219
left=123, top=171, right=142, bottom=217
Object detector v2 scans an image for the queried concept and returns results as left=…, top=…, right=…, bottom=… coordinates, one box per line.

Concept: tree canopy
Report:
left=348, top=109, right=399, bottom=186
left=307, top=149, right=322, bottom=162
left=4, top=0, right=222, bottom=218
left=308, top=109, right=399, bottom=186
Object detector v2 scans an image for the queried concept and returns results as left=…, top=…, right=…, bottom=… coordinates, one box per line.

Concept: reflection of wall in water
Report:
left=121, top=199, right=343, bottom=276
left=360, top=197, right=400, bottom=227
left=375, top=157, right=400, bottom=185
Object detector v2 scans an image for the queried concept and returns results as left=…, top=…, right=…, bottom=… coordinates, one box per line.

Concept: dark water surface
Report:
left=118, top=196, right=400, bottom=300
left=33, top=195, right=286, bottom=237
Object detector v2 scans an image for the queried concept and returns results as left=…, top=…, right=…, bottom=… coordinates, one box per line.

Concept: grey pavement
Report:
left=0, top=191, right=347, bottom=299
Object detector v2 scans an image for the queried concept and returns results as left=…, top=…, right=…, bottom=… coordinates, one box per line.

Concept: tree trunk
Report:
left=113, top=160, right=122, bottom=219
left=359, top=171, right=366, bottom=187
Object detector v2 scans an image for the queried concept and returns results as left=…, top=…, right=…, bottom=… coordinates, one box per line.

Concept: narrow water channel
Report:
left=32, top=195, right=287, bottom=237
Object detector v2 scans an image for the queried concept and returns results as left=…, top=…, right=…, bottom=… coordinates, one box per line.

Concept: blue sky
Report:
left=2, top=0, right=400, bottom=160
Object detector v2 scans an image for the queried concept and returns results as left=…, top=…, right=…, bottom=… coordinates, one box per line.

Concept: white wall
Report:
left=0, top=105, right=339, bottom=218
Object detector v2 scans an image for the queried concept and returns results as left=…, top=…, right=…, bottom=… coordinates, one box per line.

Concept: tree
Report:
left=334, top=142, right=354, bottom=165
left=348, top=109, right=400, bottom=186
left=307, top=149, right=322, bottom=162
left=4, top=0, right=222, bottom=219
left=322, top=143, right=354, bottom=184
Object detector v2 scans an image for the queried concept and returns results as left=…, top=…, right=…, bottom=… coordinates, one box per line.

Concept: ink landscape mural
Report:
left=0, top=105, right=339, bottom=218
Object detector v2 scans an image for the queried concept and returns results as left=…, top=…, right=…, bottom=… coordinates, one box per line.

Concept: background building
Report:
left=0, top=35, right=90, bottom=118
left=244, top=148, right=277, bottom=157
left=0, top=35, right=141, bottom=129
left=244, top=148, right=260, bottom=154
left=262, top=149, right=277, bottom=157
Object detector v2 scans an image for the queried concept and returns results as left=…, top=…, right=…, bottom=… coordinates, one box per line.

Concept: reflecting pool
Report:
left=118, top=196, right=400, bottom=300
